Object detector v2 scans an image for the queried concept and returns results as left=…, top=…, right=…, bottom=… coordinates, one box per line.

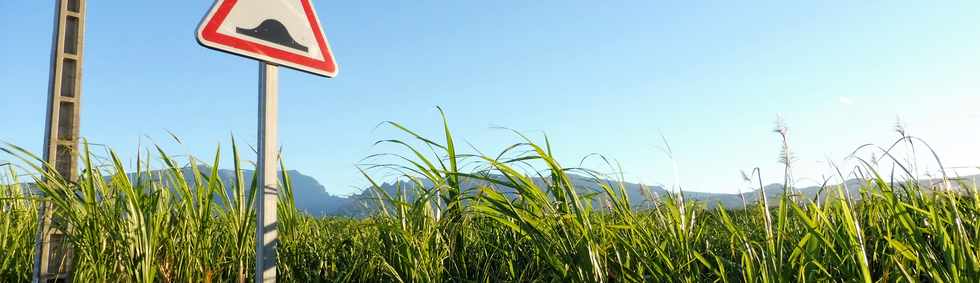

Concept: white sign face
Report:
left=197, top=0, right=338, bottom=77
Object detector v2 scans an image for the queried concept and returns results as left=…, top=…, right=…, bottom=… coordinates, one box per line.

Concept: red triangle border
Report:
left=198, top=0, right=337, bottom=77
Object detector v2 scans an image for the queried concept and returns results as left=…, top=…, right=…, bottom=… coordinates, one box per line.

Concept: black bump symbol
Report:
left=236, top=19, right=309, bottom=52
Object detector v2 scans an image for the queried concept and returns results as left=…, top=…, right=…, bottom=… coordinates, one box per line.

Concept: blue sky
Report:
left=3, top=1, right=980, bottom=195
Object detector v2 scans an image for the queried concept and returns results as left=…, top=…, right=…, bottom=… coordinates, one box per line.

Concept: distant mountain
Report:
left=749, top=174, right=979, bottom=203
left=321, top=173, right=980, bottom=216
left=172, top=168, right=364, bottom=217
left=170, top=169, right=680, bottom=216
left=34, top=167, right=978, bottom=216
left=272, top=170, right=980, bottom=216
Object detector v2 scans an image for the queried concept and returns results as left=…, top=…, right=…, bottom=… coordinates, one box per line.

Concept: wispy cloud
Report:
left=838, top=97, right=853, bottom=105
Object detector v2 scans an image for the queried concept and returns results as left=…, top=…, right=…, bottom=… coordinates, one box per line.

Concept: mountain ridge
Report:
left=23, top=167, right=974, bottom=216
left=236, top=169, right=980, bottom=216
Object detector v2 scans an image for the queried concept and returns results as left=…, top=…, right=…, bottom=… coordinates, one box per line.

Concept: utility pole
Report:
left=33, top=0, right=85, bottom=282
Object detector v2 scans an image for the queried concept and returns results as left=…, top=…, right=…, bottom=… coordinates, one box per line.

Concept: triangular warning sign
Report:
left=197, top=0, right=338, bottom=77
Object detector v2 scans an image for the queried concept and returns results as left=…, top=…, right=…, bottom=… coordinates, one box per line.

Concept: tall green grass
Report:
left=1, top=112, right=979, bottom=282
left=1, top=163, right=38, bottom=282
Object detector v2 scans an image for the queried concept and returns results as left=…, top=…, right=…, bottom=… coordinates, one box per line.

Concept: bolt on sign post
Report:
left=196, top=0, right=338, bottom=282
left=34, top=0, right=86, bottom=282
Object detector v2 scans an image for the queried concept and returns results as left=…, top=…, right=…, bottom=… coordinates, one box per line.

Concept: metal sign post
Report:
left=256, top=62, right=279, bottom=283
left=196, top=1, right=337, bottom=281
left=35, top=0, right=85, bottom=281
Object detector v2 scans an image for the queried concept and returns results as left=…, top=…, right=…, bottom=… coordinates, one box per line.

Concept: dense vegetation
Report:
left=2, top=115, right=979, bottom=282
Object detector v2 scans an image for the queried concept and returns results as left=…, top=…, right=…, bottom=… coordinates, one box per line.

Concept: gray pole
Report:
left=35, top=0, right=84, bottom=281
left=256, top=62, right=279, bottom=283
